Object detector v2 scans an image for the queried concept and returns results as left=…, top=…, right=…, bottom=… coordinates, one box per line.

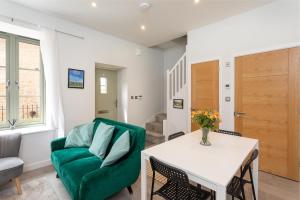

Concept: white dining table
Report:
left=141, top=130, right=259, bottom=200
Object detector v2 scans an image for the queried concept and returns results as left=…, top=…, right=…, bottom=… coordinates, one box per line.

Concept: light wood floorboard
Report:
left=0, top=166, right=299, bottom=200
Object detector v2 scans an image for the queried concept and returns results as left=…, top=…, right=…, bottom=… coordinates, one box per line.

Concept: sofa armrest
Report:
left=51, top=137, right=66, bottom=152
left=79, top=150, right=140, bottom=200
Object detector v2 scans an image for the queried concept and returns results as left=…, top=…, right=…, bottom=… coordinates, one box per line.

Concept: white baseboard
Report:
left=23, top=159, right=52, bottom=172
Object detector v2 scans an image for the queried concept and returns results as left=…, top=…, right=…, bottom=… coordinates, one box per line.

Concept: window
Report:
left=100, top=77, right=107, bottom=94
left=0, top=32, right=44, bottom=128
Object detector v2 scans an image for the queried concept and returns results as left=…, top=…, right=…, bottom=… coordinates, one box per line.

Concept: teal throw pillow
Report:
left=89, top=122, right=115, bottom=159
left=64, top=122, right=95, bottom=148
left=101, top=130, right=130, bottom=168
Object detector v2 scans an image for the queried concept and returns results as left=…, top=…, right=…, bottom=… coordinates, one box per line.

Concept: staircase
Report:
left=145, top=113, right=166, bottom=146
left=165, top=53, right=188, bottom=138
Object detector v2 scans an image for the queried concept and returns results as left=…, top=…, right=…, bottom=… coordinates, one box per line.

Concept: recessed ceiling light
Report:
left=91, top=2, right=97, bottom=7
left=139, top=2, right=152, bottom=11
left=140, top=25, right=146, bottom=31
left=194, top=0, right=200, bottom=4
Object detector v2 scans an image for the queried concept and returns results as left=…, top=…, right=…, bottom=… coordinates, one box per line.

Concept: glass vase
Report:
left=200, top=127, right=211, bottom=146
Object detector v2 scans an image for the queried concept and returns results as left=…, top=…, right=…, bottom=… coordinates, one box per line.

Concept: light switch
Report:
left=225, top=97, right=231, bottom=102
left=225, top=62, right=231, bottom=68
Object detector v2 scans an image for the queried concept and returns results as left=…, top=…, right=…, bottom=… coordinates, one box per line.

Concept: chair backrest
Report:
left=150, top=156, right=189, bottom=186
left=168, top=131, right=185, bottom=140
left=217, top=129, right=242, bottom=137
left=0, top=132, right=22, bottom=158
left=241, top=149, right=259, bottom=178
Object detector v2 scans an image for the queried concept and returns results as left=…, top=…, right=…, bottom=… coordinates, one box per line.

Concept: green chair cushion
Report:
left=89, top=122, right=115, bottom=159
left=51, top=148, right=93, bottom=172
left=60, top=156, right=103, bottom=200
left=65, top=122, right=95, bottom=148
left=101, top=131, right=130, bottom=168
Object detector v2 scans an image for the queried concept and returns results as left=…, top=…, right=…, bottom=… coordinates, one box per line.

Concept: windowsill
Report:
left=0, top=125, right=56, bottom=136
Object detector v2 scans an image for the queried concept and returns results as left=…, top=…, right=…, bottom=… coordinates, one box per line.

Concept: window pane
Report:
left=100, top=77, right=107, bottom=94
left=100, top=85, right=107, bottom=94
left=19, top=42, right=41, bottom=123
left=0, top=38, right=5, bottom=67
left=19, top=97, right=40, bottom=122
left=19, top=42, right=40, bottom=70
left=0, top=97, right=6, bottom=123
left=100, top=77, right=107, bottom=86
left=19, top=70, right=40, bottom=96
left=0, top=38, right=6, bottom=123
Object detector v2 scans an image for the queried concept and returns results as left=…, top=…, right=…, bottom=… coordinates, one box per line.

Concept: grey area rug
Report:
left=0, top=176, right=133, bottom=200
left=0, top=177, right=59, bottom=200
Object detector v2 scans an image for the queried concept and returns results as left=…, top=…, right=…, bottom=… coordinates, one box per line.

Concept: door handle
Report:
left=234, top=112, right=246, bottom=117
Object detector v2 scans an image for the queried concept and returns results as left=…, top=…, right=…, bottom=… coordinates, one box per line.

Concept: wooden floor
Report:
left=0, top=165, right=299, bottom=200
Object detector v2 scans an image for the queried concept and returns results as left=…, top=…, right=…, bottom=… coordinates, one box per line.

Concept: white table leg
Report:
left=216, top=185, right=226, bottom=200
left=253, top=144, right=259, bottom=200
left=141, top=153, right=147, bottom=200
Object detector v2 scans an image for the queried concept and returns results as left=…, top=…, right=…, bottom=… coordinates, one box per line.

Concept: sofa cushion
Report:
left=89, top=122, right=114, bottom=159
left=101, top=131, right=130, bottom=168
left=99, top=125, right=132, bottom=157
left=65, top=122, right=95, bottom=148
left=51, top=148, right=93, bottom=171
left=60, top=156, right=103, bottom=200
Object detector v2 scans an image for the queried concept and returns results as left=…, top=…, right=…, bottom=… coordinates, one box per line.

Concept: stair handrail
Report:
left=167, top=52, right=186, bottom=74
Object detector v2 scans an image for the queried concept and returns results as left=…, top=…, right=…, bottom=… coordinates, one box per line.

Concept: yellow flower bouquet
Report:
left=192, top=110, right=221, bottom=145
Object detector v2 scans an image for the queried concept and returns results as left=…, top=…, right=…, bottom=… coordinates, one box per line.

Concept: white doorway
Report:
left=95, top=63, right=122, bottom=120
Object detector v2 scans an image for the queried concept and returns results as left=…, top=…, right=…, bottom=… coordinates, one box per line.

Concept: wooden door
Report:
left=191, top=60, right=219, bottom=131
left=235, top=47, right=300, bottom=181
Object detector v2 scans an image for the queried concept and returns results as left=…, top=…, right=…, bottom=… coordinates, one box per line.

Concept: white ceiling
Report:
left=9, top=0, right=274, bottom=47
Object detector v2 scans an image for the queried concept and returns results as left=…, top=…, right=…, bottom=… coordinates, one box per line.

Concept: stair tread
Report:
left=146, top=131, right=164, bottom=138
left=145, top=122, right=163, bottom=133
left=146, top=121, right=162, bottom=125
left=155, top=113, right=167, bottom=123
left=156, top=113, right=167, bottom=117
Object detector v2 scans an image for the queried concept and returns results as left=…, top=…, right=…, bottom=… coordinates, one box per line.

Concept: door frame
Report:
left=94, top=63, right=125, bottom=121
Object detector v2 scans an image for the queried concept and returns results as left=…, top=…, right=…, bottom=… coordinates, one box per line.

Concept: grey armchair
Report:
left=0, top=132, right=23, bottom=194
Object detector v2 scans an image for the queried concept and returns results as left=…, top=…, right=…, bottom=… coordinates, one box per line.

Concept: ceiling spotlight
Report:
left=194, top=0, right=200, bottom=4
left=140, top=25, right=146, bottom=31
left=139, top=0, right=152, bottom=11
left=91, top=2, right=97, bottom=7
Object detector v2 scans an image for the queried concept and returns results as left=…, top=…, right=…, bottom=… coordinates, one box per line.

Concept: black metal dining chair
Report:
left=227, top=149, right=259, bottom=200
left=216, top=129, right=242, bottom=137
left=149, top=156, right=210, bottom=200
left=168, top=131, right=185, bottom=140
left=211, top=150, right=259, bottom=200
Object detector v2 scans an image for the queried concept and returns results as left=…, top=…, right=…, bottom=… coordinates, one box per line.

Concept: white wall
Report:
left=0, top=0, right=164, bottom=170
left=187, top=0, right=300, bottom=131
left=163, top=46, right=186, bottom=112
left=19, top=129, right=56, bottom=171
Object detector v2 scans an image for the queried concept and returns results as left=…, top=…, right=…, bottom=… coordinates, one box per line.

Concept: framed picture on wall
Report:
left=68, top=68, right=85, bottom=89
left=173, top=99, right=184, bottom=109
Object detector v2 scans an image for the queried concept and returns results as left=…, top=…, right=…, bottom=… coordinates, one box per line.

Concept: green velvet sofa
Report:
left=50, top=118, right=146, bottom=200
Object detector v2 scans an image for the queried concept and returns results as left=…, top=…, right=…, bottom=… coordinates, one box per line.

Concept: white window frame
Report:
left=0, top=31, right=45, bottom=129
